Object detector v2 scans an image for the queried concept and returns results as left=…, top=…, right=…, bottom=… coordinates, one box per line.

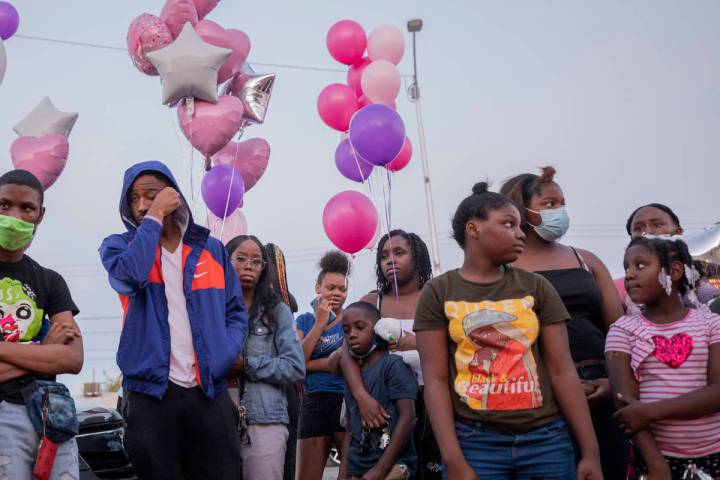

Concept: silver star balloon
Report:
left=685, top=223, right=720, bottom=263
left=14, top=97, right=79, bottom=138
left=146, top=22, right=231, bottom=106
left=239, top=73, right=275, bottom=125
left=0, top=38, right=5, bottom=87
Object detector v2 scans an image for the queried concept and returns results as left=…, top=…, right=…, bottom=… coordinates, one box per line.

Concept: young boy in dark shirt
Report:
left=331, top=301, right=417, bottom=480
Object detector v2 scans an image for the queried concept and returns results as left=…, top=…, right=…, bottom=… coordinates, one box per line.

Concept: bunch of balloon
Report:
left=126, top=1, right=275, bottom=241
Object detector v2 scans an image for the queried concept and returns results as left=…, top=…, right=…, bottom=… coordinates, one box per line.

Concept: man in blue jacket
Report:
left=99, top=161, right=247, bottom=479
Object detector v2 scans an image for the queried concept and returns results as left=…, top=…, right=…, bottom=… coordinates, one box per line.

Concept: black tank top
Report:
left=537, top=249, right=606, bottom=362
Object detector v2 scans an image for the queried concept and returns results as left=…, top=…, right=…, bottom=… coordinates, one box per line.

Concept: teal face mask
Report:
left=0, top=215, right=35, bottom=252
left=527, top=207, right=570, bottom=242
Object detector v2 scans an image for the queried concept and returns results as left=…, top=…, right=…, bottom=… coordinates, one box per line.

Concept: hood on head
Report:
left=119, top=160, right=191, bottom=231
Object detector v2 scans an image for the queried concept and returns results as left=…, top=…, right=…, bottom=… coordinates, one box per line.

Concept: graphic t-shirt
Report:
left=296, top=312, right=345, bottom=394
left=414, top=267, right=569, bottom=432
left=0, top=255, right=79, bottom=401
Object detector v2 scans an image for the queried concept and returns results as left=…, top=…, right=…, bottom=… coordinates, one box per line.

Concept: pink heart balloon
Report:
left=193, top=0, right=220, bottom=20
left=160, top=0, right=199, bottom=39
left=212, top=138, right=270, bottom=192
left=10, top=134, right=69, bottom=190
left=194, top=20, right=251, bottom=84
left=177, top=96, right=244, bottom=158
left=127, top=13, right=173, bottom=76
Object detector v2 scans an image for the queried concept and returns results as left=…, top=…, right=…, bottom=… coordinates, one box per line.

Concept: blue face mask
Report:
left=527, top=207, right=570, bottom=241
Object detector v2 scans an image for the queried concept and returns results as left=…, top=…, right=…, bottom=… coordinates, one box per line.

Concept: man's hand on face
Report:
left=147, top=187, right=182, bottom=220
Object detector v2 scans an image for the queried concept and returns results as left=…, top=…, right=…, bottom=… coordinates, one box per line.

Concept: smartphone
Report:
left=310, top=297, right=336, bottom=325
left=33, top=436, right=58, bottom=480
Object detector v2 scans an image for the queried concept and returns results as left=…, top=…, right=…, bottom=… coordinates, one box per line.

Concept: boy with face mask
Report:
left=0, top=169, right=83, bottom=479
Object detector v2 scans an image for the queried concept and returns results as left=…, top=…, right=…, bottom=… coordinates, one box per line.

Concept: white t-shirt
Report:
left=162, top=244, right=197, bottom=388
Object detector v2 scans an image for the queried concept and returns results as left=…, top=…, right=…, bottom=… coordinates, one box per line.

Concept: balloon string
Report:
left=379, top=168, right=398, bottom=298
left=349, top=140, right=369, bottom=184
left=218, top=141, right=242, bottom=240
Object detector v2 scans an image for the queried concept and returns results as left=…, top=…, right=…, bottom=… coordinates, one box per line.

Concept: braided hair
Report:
left=375, top=230, right=432, bottom=294
left=626, top=236, right=695, bottom=295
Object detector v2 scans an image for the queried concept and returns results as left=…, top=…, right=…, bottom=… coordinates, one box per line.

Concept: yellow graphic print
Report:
left=445, top=296, right=542, bottom=411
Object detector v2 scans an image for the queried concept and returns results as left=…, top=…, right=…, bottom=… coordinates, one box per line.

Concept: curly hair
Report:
left=375, top=230, right=432, bottom=294
left=317, top=250, right=351, bottom=284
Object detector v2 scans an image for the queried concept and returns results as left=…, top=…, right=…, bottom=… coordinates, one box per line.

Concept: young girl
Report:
left=606, top=237, right=720, bottom=479
left=500, top=167, right=628, bottom=478
left=340, top=230, right=442, bottom=479
left=414, top=182, right=602, bottom=479
left=296, top=251, right=351, bottom=480
left=331, top=302, right=417, bottom=480
left=226, top=235, right=305, bottom=480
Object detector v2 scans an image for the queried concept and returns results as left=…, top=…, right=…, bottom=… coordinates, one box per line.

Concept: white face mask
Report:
left=526, top=207, right=570, bottom=241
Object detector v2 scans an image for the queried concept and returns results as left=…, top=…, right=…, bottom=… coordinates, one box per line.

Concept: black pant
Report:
left=123, top=382, right=242, bottom=480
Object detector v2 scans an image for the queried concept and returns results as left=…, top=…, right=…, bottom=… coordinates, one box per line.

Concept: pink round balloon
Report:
left=346, top=56, right=371, bottom=97
left=326, top=20, right=366, bottom=66
left=212, top=138, right=270, bottom=192
left=10, top=134, right=69, bottom=190
left=160, top=0, right=198, bottom=38
left=207, top=208, right=248, bottom=245
left=367, top=24, right=405, bottom=65
left=127, top=13, right=173, bottom=76
left=194, top=20, right=251, bottom=84
left=192, top=0, right=219, bottom=20
left=361, top=60, right=401, bottom=106
left=323, top=190, right=378, bottom=254
left=177, top=96, right=244, bottom=158
left=317, top=83, right=359, bottom=131
left=385, top=137, right=412, bottom=172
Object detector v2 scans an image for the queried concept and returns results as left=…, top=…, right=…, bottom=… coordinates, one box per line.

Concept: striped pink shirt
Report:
left=605, top=309, right=720, bottom=458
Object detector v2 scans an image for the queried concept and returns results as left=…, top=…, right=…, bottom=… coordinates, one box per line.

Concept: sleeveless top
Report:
left=376, top=293, right=423, bottom=386
left=536, top=248, right=606, bottom=362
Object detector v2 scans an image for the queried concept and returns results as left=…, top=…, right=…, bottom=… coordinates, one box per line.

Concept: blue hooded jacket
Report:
left=99, top=161, right=248, bottom=399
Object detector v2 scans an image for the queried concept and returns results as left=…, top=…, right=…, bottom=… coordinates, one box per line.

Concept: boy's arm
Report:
left=606, top=350, right=671, bottom=478
left=337, top=344, right=390, bottom=428
left=362, top=398, right=415, bottom=480
left=0, top=311, right=83, bottom=375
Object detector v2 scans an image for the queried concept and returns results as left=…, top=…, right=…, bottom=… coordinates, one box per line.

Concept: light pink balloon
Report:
left=361, top=60, right=401, bottom=106
left=10, top=134, right=69, bottom=190
left=317, top=83, right=359, bottom=131
left=326, top=20, right=366, bottom=66
left=386, top=137, right=412, bottom=172
left=207, top=208, right=248, bottom=245
left=323, top=190, right=378, bottom=254
left=367, top=24, right=405, bottom=65
left=212, top=138, right=270, bottom=192
left=346, top=56, right=371, bottom=97
left=160, top=0, right=199, bottom=39
left=192, top=0, right=220, bottom=20
left=127, top=13, right=173, bottom=76
left=194, top=20, right=251, bottom=84
left=177, top=95, right=244, bottom=158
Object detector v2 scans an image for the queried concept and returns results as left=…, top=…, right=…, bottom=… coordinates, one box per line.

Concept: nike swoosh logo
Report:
left=196, top=261, right=207, bottom=267
left=194, top=271, right=208, bottom=279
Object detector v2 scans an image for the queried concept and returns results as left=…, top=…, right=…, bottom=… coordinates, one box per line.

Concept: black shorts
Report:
left=298, top=391, right=344, bottom=439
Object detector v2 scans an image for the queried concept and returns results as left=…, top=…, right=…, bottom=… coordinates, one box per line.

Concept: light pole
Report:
left=407, top=18, right=442, bottom=275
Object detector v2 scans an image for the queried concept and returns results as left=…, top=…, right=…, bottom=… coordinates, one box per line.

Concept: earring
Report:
left=658, top=268, right=673, bottom=296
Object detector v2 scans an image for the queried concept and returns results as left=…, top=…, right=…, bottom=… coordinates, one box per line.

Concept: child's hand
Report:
left=585, top=378, right=611, bottom=405
left=360, top=465, right=387, bottom=480
left=357, top=392, right=390, bottom=429
left=576, top=456, right=603, bottom=480
left=314, top=297, right=332, bottom=326
left=445, top=461, right=479, bottom=480
left=613, top=393, right=654, bottom=435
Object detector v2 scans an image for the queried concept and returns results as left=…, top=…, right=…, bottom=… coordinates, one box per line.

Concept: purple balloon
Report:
left=202, top=164, right=245, bottom=219
left=0, top=2, right=18, bottom=40
left=349, top=104, right=405, bottom=166
left=335, top=139, right=373, bottom=183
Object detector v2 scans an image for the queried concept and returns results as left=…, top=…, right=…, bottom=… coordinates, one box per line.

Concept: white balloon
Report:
left=14, top=97, right=79, bottom=138
left=147, top=22, right=231, bottom=105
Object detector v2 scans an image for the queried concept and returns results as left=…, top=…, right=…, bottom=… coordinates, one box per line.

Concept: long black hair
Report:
left=375, top=230, right=432, bottom=294
left=227, top=235, right=281, bottom=330
left=626, top=236, right=695, bottom=295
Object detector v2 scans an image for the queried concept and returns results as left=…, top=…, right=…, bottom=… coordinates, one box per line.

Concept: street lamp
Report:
left=406, top=18, right=442, bottom=275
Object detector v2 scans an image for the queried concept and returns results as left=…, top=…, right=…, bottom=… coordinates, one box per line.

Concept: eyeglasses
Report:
left=232, top=255, right=266, bottom=270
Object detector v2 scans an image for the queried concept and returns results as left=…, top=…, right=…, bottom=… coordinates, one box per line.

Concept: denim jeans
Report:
left=0, top=400, right=79, bottom=480
left=450, top=418, right=576, bottom=480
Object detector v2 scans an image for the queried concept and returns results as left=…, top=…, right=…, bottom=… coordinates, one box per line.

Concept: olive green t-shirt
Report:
left=414, top=267, right=570, bottom=433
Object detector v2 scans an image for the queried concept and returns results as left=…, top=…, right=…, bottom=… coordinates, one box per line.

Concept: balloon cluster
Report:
left=0, top=1, right=18, bottom=87
left=318, top=20, right=412, bottom=254
left=126, top=1, right=274, bottom=242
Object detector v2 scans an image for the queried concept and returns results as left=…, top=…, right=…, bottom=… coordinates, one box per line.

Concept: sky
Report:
left=2, top=1, right=719, bottom=393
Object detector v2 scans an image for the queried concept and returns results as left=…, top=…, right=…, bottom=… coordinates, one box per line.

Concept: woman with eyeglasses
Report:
left=226, top=235, right=305, bottom=480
